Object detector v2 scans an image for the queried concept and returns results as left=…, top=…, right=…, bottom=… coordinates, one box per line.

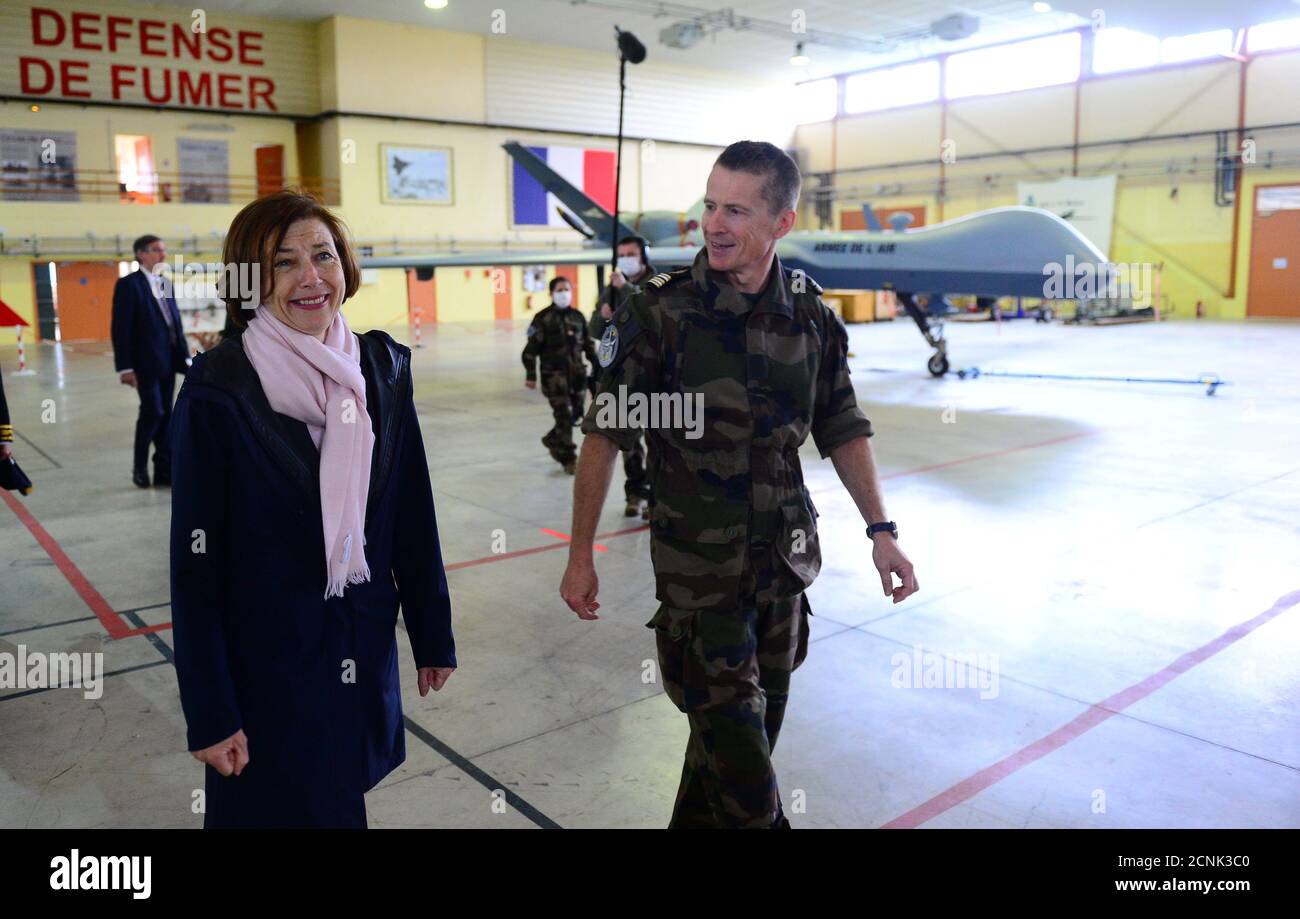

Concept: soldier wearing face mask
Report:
left=524, top=276, right=599, bottom=474
left=591, top=236, right=656, bottom=340
left=591, top=236, right=654, bottom=518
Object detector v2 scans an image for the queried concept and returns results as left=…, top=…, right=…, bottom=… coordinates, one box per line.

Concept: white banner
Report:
left=1018, top=175, right=1118, bottom=259
left=178, top=138, right=229, bottom=203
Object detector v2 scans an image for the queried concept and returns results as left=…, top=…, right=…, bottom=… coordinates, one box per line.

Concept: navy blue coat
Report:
left=111, top=269, right=190, bottom=380
left=169, top=327, right=455, bottom=828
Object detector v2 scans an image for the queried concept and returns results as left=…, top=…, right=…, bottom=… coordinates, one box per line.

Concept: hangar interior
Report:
left=0, top=0, right=1297, bottom=829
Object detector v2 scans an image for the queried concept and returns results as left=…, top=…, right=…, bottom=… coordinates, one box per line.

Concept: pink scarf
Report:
left=242, top=304, right=374, bottom=599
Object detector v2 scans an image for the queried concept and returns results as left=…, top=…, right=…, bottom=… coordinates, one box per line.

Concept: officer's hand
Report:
left=611, top=271, right=626, bottom=289
left=525, top=380, right=536, bottom=389
left=120, top=371, right=138, bottom=389
left=418, top=666, right=455, bottom=696
left=0, top=443, right=13, bottom=461
left=560, top=558, right=601, bottom=620
left=600, top=303, right=614, bottom=320
left=192, top=729, right=250, bottom=777
left=872, top=537, right=918, bottom=604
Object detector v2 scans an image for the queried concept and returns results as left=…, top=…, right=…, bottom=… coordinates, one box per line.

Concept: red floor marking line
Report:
left=880, top=588, right=1300, bottom=829
left=1, top=489, right=131, bottom=640
left=540, top=527, right=608, bottom=552
left=444, top=524, right=648, bottom=571
left=880, top=431, right=1095, bottom=482
left=445, top=541, right=570, bottom=571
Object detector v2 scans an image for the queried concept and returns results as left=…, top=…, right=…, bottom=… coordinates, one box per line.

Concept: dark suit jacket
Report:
left=169, top=328, right=456, bottom=827
left=111, top=269, right=190, bottom=380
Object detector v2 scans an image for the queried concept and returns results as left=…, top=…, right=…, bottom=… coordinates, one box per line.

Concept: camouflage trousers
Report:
left=539, top=366, right=585, bottom=466
left=622, top=431, right=649, bottom=503
left=649, top=593, right=811, bottom=828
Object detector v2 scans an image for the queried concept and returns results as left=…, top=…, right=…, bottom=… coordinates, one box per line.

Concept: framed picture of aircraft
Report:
left=380, top=144, right=454, bottom=205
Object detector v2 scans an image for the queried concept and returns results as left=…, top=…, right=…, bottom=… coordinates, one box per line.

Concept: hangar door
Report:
left=55, top=262, right=120, bottom=341
left=1248, top=185, right=1300, bottom=319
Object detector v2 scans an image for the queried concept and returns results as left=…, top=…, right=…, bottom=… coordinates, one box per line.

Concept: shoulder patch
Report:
left=596, top=323, right=619, bottom=367
left=644, top=267, right=691, bottom=291
left=599, top=303, right=645, bottom=370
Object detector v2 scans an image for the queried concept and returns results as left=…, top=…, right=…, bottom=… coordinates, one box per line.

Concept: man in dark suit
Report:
left=111, top=235, right=191, bottom=488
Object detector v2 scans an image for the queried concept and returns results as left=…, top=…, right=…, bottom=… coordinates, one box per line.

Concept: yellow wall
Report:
left=0, top=99, right=300, bottom=242
left=0, top=94, right=298, bottom=329
left=822, top=166, right=1298, bottom=321
left=0, top=11, right=722, bottom=333
left=330, top=115, right=711, bottom=239
left=345, top=267, right=407, bottom=330
left=328, top=17, right=485, bottom=122
left=798, top=49, right=1300, bottom=319
left=16, top=10, right=1296, bottom=328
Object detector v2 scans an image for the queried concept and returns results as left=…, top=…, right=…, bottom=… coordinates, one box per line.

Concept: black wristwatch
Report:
left=866, top=521, right=898, bottom=540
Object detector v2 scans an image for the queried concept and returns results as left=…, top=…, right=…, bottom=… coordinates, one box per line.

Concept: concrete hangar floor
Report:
left=1, top=315, right=1297, bottom=828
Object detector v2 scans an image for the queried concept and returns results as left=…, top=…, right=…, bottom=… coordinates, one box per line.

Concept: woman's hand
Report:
left=418, top=667, right=455, bottom=696
left=192, top=729, right=249, bottom=777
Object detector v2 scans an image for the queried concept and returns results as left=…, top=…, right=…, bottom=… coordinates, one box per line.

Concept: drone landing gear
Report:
left=898, top=291, right=950, bottom=377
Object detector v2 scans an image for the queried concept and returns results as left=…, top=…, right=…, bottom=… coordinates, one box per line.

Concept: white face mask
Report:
left=617, top=256, right=642, bottom=277
left=553, top=289, right=572, bottom=307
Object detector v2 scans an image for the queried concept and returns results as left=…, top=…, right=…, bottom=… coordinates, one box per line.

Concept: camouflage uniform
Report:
left=523, top=303, right=598, bottom=468
left=580, top=248, right=874, bottom=828
left=590, top=269, right=655, bottom=507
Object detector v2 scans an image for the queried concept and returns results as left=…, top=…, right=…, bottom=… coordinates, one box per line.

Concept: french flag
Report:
left=512, top=145, right=616, bottom=227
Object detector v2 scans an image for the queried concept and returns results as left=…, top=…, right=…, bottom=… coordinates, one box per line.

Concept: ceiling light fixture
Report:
left=660, top=21, right=704, bottom=49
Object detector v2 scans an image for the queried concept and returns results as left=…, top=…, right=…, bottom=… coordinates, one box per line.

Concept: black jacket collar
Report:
left=189, top=328, right=410, bottom=522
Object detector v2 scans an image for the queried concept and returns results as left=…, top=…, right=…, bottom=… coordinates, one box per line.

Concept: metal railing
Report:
left=0, top=232, right=589, bottom=259
left=0, top=168, right=339, bottom=204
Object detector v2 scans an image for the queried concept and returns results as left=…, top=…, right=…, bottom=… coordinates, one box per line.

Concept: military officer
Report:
left=591, top=235, right=655, bottom=518
left=523, top=276, right=598, bottom=474
left=562, top=141, right=919, bottom=828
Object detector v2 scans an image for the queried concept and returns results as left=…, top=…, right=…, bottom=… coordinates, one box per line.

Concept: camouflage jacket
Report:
left=589, top=263, right=656, bottom=339
left=522, top=304, right=598, bottom=382
left=580, top=248, right=873, bottom=611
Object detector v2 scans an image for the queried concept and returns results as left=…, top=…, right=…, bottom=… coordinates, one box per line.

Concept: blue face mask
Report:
left=617, top=256, right=642, bottom=277
left=553, top=289, right=572, bottom=307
